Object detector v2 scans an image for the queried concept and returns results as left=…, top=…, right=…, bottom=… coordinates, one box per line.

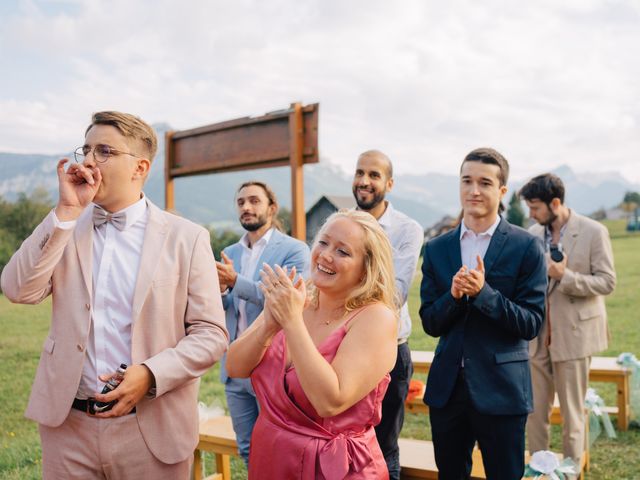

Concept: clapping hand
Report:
left=216, top=251, right=237, bottom=292
left=452, top=255, right=485, bottom=298
left=259, top=264, right=306, bottom=329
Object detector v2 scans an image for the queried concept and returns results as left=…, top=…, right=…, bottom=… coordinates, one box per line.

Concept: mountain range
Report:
left=1, top=124, right=638, bottom=230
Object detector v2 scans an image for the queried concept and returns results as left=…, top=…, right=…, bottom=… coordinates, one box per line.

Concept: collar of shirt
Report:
left=544, top=208, right=571, bottom=246
left=377, top=201, right=393, bottom=230
left=91, top=194, right=147, bottom=231
left=239, top=227, right=274, bottom=252
left=460, top=215, right=501, bottom=240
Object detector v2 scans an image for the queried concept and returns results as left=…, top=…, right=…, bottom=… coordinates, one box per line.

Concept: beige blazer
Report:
left=0, top=200, right=228, bottom=464
left=529, top=210, right=616, bottom=362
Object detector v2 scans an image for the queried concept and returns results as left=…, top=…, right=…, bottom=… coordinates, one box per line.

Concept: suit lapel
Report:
left=74, top=208, right=94, bottom=302
left=482, top=218, right=508, bottom=276
left=447, top=225, right=463, bottom=275
left=229, top=245, right=243, bottom=312
left=561, top=210, right=579, bottom=258
left=132, top=202, right=169, bottom=320
left=253, top=230, right=283, bottom=281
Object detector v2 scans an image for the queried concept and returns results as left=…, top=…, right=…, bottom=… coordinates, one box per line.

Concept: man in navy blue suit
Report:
left=419, top=148, right=547, bottom=479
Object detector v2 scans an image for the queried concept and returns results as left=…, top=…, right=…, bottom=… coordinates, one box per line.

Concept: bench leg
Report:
left=193, top=449, right=203, bottom=480
left=215, top=453, right=232, bottom=480
left=617, top=378, right=630, bottom=431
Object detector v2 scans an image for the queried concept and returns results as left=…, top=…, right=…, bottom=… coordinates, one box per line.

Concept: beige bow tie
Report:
left=92, top=206, right=127, bottom=231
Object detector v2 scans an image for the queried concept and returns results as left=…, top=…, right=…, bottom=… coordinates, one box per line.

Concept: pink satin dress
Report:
left=248, top=310, right=390, bottom=479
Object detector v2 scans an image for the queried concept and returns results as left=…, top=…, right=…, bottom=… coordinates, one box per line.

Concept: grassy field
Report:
left=0, top=220, right=638, bottom=479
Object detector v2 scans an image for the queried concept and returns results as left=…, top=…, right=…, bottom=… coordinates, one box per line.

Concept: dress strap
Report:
left=343, top=305, right=371, bottom=328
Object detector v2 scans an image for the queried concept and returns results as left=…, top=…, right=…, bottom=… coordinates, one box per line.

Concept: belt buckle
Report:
left=86, top=398, right=97, bottom=415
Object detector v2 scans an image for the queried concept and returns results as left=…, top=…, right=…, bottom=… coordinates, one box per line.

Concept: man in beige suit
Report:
left=1, top=111, right=228, bottom=479
left=520, top=173, right=616, bottom=470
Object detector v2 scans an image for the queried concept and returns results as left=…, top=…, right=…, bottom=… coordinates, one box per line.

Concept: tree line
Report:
left=0, top=189, right=262, bottom=283
left=1, top=188, right=634, bottom=280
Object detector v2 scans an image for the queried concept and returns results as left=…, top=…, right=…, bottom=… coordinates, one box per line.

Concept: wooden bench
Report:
left=411, top=351, right=632, bottom=430
left=405, top=388, right=591, bottom=472
left=399, top=438, right=486, bottom=479
left=400, top=438, right=583, bottom=480
left=194, top=417, right=487, bottom=480
left=194, top=416, right=236, bottom=480
left=195, top=416, right=584, bottom=480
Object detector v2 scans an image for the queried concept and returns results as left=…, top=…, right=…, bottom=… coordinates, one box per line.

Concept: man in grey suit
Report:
left=215, top=180, right=310, bottom=464
left=520, top=173, right=616, bottom=469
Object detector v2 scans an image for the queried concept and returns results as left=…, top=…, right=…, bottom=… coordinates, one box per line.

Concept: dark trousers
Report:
left=429, top=370, right=527, bottom=480
left=375, top=342, right=413, bottom=480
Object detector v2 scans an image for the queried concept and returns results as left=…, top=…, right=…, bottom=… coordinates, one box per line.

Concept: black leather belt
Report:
left=72, top=398, right=136, bottom=415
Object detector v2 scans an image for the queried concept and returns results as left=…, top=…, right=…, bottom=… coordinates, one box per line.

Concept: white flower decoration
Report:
left=529, top=450, right=560, bottom=474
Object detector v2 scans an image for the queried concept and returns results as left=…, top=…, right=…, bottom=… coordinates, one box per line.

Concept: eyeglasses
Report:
left=74, top=144, right=142, bottom=164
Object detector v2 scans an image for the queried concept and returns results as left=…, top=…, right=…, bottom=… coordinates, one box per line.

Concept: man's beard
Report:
left=240, top=214, right=268, bottom=232
left=540, top=207, right=557, bottom=227
left=352, top=186, right=385, bottom=210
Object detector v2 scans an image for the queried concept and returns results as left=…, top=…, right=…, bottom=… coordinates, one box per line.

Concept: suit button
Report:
left=572, top=325, right=577, bottom=331
left=77, top=344, right=85, bottom=352
left=85, top=303, right=91, bottom=310
left=569, top=298, right=574, bottom=304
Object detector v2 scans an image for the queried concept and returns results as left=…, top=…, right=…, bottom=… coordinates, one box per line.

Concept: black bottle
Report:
left=93, top=363, right=127, bottom=413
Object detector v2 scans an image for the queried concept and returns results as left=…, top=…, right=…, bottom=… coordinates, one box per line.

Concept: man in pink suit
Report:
left=1, top=111, right=228, bottom=479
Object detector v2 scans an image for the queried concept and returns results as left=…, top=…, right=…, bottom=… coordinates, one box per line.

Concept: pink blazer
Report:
left=1, top=200, right=228, bottom=464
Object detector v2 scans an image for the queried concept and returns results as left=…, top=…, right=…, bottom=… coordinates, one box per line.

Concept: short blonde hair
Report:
left=87, top=111, right=158, bottom=161
left=308, top=209, right=398, bottom=314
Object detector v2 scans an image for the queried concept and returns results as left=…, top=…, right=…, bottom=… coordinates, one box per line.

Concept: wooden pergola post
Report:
left=164, top=131, right=175, bottom=212
left=288, top=102, right=305, bottom=240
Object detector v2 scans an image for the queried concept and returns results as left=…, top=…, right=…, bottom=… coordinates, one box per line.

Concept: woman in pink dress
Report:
left=226, top=210, right=398, bottom=479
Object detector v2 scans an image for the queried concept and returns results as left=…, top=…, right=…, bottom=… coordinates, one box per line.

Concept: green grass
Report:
left=1, top=220, right=638, bottom=479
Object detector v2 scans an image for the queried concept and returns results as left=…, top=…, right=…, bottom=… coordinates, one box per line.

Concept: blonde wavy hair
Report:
left=307, top=209, right=398, bottom=315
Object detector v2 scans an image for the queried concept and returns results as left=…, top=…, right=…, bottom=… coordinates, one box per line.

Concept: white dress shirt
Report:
left=377, top=202, right=424, bottom=342
left=459, top=215, right=501, bottom=367
left=54, top=196, right=148, bottom=399
left=459, top=215, right=501, bottom=272
left=236, top=228, right=273, bottom=334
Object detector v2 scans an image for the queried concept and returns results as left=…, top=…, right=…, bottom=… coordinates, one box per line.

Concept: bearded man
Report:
left=215, top=181, right=310, bottom=465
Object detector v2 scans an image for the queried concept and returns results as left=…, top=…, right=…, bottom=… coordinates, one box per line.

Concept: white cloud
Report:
left=1, top=0, right=639, bottom=183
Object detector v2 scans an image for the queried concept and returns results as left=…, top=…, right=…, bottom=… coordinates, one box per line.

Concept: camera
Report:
left=549, top=243, right=564, bottom=262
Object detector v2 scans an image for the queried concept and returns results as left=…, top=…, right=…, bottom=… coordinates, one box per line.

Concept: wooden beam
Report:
left=166, top=104, right=318, bottom=178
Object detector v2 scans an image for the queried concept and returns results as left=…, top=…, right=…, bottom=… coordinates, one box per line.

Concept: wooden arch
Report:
left=164, top=102, right=319, bottom=240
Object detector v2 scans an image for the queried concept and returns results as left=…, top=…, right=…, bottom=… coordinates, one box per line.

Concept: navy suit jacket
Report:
left=219, top=229, right=310, bottom=383
left=419, top=218, right=547, bottom=416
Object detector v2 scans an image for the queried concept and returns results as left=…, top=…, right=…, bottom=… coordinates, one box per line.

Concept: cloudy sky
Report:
left=1, top=0, right=639, bottom=183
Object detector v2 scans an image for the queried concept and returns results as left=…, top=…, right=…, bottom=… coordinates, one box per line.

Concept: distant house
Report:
left=589, top=207, right=627, bottom=221
left=424, top=215, right=459, bottom=241
left=305, top=195, right=356, bottom=244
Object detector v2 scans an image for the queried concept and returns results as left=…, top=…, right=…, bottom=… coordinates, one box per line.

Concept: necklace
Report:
left=323, top=309, right=348, bottom=325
